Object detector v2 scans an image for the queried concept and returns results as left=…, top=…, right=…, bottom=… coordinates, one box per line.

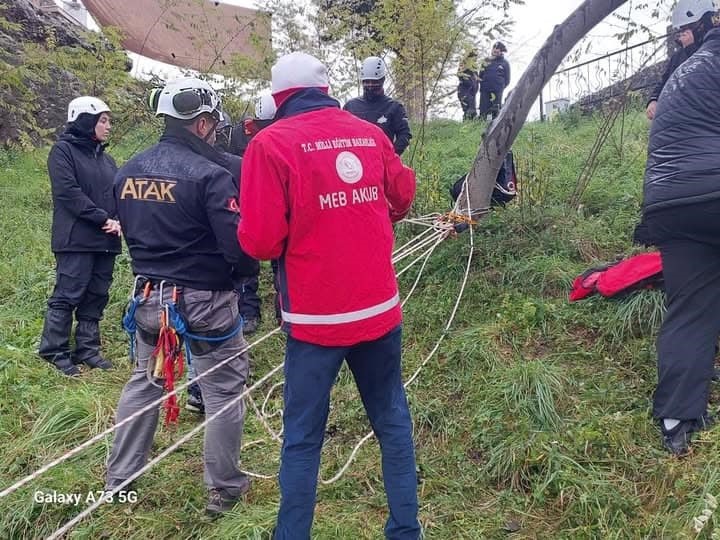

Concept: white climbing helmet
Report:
left=361, top=56, right=387, bottom=80
left=155, top=77, right=222, bottom=121
left=255, top=94, right=277, bottom=120
left=672, top=0, right=717, bottom=29
left=67, top=96, right=110, bottom=123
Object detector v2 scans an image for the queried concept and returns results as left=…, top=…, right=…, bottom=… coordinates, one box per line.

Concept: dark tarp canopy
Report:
left=83, top=0, right=271, bottom=73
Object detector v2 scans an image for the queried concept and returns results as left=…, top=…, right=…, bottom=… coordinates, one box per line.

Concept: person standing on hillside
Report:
left=344, top=56, right=412, bottom=155
left=457, top=49, right=480, bottom=120
left=238, top=52, right=420, bottom=539
left=107, top=77, right=255, bottom=515
left=39, top=96, right=121, bottom=377
left=646, top=25, right=698, bottom=120
left=478, top=42, right=511, bottom=120
left=641, top=0, right=720, bottom=456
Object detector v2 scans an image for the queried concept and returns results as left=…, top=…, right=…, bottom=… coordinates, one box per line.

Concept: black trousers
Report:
left=479, top=89, right=503, bottom=119
left=458, top=86, right=477, bottom=120
left=646, top=201, right=720, bottom=420
left=47, top=252, right=116, bottom=321
left=236, top=274, right=261, bottom=320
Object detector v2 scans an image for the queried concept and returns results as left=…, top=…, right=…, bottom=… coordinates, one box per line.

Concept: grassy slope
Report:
left=1, top=110, right=718, bottom=539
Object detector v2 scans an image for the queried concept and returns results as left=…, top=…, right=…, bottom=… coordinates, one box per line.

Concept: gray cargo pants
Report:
left=106, top=287, right=250, bottom=496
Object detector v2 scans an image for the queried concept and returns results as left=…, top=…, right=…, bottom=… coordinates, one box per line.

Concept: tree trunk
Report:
left=459, top=0, right=629, bottom=215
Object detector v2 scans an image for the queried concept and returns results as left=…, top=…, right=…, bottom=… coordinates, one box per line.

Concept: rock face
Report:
left=6, top=0, right=88, bottom=48
left=0, top=0, right=88, bottom=145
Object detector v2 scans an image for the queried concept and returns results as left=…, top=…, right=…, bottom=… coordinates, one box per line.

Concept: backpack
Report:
left=569, top=252, right=663, bottom=302
left=450, top=151, right=518, bottom=206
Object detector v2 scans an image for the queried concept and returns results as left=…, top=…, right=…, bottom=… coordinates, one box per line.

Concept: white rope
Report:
left=392, top=229, right=449, bottom=265
left=237, top=229, right=450, bottom=483
left=396, top=233, right=450, bottom=279
left=2, top=219, right=441, bottom=500
left=392, top=225, right=439, bottom=254
left=46, top=361, right=286, bottom=540
left=399, top=218, right=440, bottom=228
left=9, top=214, right=464, bottom=533
left=400, top=235, right=445, bottom=309
left=320, top=188, right=476, bottom=485
left=0, top=327, right=283, bottom=499
left=392, top=223, right=449, bottom=261
left=247, top=393, right=282, bottom=442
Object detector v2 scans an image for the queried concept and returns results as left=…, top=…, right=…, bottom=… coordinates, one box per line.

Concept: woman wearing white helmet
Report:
left=39, top=96, right=121, bottom=376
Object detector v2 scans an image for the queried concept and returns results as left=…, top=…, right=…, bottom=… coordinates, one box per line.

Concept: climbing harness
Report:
left=122, top=277, right=245, bottom=425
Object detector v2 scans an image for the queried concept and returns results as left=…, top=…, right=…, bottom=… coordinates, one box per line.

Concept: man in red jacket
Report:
left=238, top=52, right=420, bottom=539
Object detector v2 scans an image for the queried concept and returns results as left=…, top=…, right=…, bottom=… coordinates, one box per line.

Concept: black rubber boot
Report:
left=73, top=320, right=112, bottom=370
left=39, top=308, right=79, bottom=376
left=661, top=420, right=697, bottom=456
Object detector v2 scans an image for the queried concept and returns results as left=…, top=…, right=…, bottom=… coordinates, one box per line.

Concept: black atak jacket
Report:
left=643, top=28, right=720, bottom=215
left=114, top=126, right=258, bottom=290
left=479, top=56, right=511, bottom=94
left=647, top=42, right=698, bottom=104
left=47, top=125, right=121, bottom=254
left=343, top=94, right=412, bottom=155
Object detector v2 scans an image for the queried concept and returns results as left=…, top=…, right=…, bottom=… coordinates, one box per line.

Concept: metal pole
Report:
left=539, top=90, right=545, bottom=122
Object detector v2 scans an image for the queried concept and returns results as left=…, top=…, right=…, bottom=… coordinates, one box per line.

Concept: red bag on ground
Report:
left=569, top=252, right=663, bottom=302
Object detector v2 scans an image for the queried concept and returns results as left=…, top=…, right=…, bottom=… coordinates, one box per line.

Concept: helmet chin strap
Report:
left=199, top=117, right=219, bottom=143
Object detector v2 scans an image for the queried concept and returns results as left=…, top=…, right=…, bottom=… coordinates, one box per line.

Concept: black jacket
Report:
left=114, top=127, right=258, bottom=290
left=648, top=43, right=698, bottom=104
left=47, top=130, right=121, bottom=254
left=343, top=94, right=412, bottom=155
left=479, top=56, right=511, bottom=94
left=643, top=28, right=720, bottom=215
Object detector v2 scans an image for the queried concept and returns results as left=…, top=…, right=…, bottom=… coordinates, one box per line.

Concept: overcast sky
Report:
left=505, top=1, right=672, bottom=90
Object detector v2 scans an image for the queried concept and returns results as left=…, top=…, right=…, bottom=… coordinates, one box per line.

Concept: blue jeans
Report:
left=274, top=325, right=420, bottom=540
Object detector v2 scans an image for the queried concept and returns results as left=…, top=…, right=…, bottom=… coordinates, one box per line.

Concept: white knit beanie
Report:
left=271, top=52, right=329, bottom=95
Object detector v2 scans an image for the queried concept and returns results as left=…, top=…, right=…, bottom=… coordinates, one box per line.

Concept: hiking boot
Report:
left=39, top=308, right=79, bottom=376
left=186, top=391, right=205, bottom=415
left=661, top=420, right=697, bottom=456
left=73, top=320, right=113, bottom=370
left=49, top=354, right=81, bottom=377
left=205, top=488, right=242, bottom=516
left=103, top=479, right=137, bottom=502
left=243, top=317, right=259, bottom=336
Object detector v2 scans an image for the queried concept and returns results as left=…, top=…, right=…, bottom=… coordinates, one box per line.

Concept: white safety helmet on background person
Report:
left=672, top=0, right=717, bottom=29
left=255, top=94, right=277, bottom=120
left=360, top=56, right=387, bottom=81
left=67, top=96, right=110, bottom=123
left=155, top=77, right=222, bottom=121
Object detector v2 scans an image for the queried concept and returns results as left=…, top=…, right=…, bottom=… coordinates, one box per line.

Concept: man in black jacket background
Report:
left=40, top=96, right=121, bottom=376
left=642, top=0, right=720, bottom=456
left=344, top=56, right=412, bottom=156
left=479, top=42, right=511, bottom=120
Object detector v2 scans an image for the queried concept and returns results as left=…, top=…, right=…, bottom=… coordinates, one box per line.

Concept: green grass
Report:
left=2, top=109, right=719, bottom=539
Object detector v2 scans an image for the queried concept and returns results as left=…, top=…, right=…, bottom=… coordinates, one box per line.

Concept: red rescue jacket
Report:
left=237, top=91, right=416, bottom=346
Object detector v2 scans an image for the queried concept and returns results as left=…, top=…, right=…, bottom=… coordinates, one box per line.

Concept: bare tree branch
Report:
left=461, top=0, right=630, bottom=216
